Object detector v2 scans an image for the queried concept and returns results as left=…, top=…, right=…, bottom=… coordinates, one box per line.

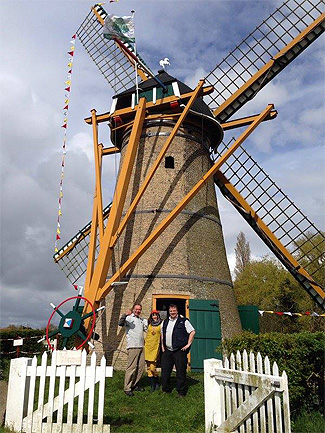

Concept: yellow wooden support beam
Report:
left=213, top=13, right=325, bottom=119
left=110, top=79, right=205, bottom=248
left=91, top=6, right=104, bottom=25
left=85, top=186, right=100, bottom=291
left=221, top=110, right=277, bottom=131
left=215, top=170, right=325, bottom=301
left=84, top=85, right=215, bottom=125
left=83, top=98, right=147, bottom=317
left=102, top=146, right=121, bottom=155
left=98, top=104, right=274, bottom=300
left=91, top=110, right=104, bottom=242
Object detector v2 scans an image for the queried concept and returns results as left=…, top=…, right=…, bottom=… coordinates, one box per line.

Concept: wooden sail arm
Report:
left=220, top=110, right=278, bottom=131
left=96, top=105, right=273, bottom=302
left=214, top=170, right=325, bottom=310
left=213, top=13, right=325, bottom=122
left=84, top=85, right=215, bottom=125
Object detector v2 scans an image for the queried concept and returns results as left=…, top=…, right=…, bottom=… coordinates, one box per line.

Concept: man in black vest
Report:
left=161, top=304, right=196, bottom=397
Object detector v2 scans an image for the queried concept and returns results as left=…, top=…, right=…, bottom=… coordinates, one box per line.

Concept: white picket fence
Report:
left=204, top=350, right=291, bottom=433
left=5, top=350, right=113, bottom=433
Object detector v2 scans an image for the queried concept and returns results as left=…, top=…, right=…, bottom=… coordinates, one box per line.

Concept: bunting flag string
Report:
left=258, top=310, right=325, bottom=317
left=54, top=34, right=77, bottom=253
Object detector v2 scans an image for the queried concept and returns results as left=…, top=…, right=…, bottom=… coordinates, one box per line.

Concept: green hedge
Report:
left=217, top=331, right=325, bottom=415
left=0, top=327, right=46, bottom=380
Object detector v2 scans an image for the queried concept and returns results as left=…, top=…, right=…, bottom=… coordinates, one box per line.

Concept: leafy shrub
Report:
left=217, top=331, right=325, bottom=415
left=0, top=326, right=46, bottom=380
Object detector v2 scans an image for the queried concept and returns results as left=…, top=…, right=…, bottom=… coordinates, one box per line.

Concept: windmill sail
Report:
left=54, top=0, right=325, bottom=311
left=214, top=140, right=325, bottom=309
left=205, top=0, right=324, bottom=122
left=54, top=203, right=112, bottom=283
left=77, top=4, right=153, bottom=93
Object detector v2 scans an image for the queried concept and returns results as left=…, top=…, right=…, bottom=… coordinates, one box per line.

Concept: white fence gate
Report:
left=204, top=350, right=291, bottom=433
left=5, top=350, right=113, bottom=433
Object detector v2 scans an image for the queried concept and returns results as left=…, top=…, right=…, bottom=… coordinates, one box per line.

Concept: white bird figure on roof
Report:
left=159, top=57, right=170, bottom=70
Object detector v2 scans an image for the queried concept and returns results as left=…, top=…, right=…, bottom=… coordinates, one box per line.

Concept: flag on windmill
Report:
left=103, top=14, right=135, bottom=44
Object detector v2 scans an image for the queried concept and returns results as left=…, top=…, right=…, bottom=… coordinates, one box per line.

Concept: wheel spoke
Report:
left=55, top=308, right=65, bottom=319
left=81, top=311, right=95, bottom=321
left=62, top=337, right=68, bottom=349
left=77, top=330, right=88, bottom=341
left=73, top=297, right=82, bottom=312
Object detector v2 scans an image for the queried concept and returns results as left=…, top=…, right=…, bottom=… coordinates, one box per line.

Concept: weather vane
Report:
left=159, top=57, right=170, bottom=70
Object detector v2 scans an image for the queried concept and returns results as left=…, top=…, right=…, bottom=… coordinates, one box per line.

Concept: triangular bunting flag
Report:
left=65, top=87, right=71, bottom=92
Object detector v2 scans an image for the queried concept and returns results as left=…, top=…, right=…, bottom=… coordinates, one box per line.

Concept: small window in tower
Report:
left=165, top=156, right=174, bottom=169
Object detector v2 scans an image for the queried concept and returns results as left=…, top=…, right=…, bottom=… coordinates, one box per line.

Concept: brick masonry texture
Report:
left=95, top=120, right=242, bottom=368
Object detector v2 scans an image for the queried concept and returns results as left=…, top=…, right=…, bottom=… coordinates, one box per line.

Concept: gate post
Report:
left=5, top=357, right=31, bottom=432
left=204, top=358, right=223, bottom=433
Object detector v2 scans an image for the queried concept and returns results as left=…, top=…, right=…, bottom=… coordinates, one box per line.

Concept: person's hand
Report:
left=125, top=309, right=132, bottom=316
left=162, top=345, right=165, bottom=352
left=181, top=344, right=189, bottom=351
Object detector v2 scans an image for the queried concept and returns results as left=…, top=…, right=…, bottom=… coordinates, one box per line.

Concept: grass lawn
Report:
left=1, top=368, right=324, bottom=433
left=104, top=370, right=205, bottom=433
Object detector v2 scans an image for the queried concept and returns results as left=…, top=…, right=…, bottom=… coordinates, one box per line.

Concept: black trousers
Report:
left=161, top=349, right=188, bottom=395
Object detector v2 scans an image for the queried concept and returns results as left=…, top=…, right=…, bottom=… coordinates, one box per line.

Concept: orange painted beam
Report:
left=109, top=80, right=206, bottom=249
left=83, top=98, right=147, bottom=318
left=213, top=13, right=325, bottom=119
left=215, top=170, right=325, bottom=301
left=84, top=85, right=215, bottom=125
left=98, top=104, right=274, bottom=299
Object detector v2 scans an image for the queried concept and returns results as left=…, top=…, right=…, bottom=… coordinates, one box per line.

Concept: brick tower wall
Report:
left=95, top=120, right=242, bottom=368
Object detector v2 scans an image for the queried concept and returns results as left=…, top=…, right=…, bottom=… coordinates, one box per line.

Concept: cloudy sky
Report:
left=0, top=0, right=324, bottom=328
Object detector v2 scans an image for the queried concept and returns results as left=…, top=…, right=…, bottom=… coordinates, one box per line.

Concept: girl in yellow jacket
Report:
left=145, top=310, right=162, bottom=392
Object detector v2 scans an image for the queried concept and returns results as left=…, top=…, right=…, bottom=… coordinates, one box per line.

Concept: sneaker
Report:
left=124, top=391, right=134, bottom=397
left=132, top=386, right=145, bottom=392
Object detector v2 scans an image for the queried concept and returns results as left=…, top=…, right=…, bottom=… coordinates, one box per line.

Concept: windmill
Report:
left=53, top=1, right=324, bottom=363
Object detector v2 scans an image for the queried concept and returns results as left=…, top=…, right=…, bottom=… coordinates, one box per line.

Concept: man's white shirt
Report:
left=164, top=315, right=195, bottom=351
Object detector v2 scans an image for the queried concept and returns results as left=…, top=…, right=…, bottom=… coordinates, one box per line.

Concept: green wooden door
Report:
left=189, top=299, right=222, bottom=371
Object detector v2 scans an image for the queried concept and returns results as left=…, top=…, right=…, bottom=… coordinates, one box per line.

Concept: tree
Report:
left=293, top=231, right=325, bottom=288
left=234, top=256, right=323, bottom=333
left=234, top=231, right=251, bottom=279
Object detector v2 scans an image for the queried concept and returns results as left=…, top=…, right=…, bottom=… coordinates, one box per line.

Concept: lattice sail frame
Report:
left=213, top=141, right=324, bottom=299
left=55, top=1, right=325, bottom=309
left=205, top=0, right=324, bottom=120
left=77, top=4, right=153, bottom=93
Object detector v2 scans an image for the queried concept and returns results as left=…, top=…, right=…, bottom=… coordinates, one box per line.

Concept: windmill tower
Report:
left=53, top=1, right=325, bottom=365
left=96, top=71, right=242, bottom=364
